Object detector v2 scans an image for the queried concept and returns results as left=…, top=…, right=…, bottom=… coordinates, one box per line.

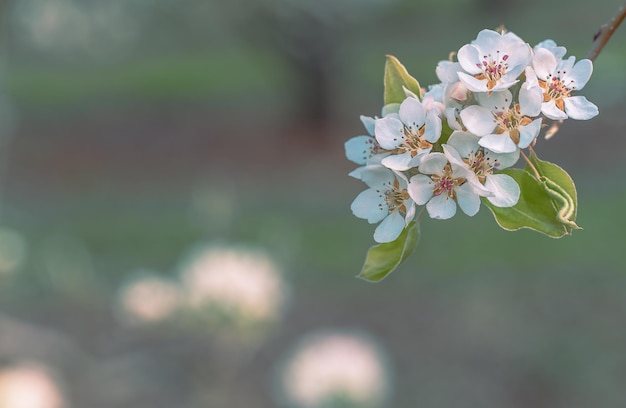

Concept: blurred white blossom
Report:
left=277, top=331, right=391, bottom=408
left=116, top=271, right=183, bottom=325
left=178, top=243, right=286, bottom=326
left=0, top=362, right=67, bottom=408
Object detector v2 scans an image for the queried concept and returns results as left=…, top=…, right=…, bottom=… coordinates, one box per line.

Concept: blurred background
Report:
left=0, top=0, right=626, bottom=407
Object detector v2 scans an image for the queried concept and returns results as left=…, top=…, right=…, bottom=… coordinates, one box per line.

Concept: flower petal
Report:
left=485, top=173, right=520, bottom=207
left=407, top=174, right=433, bottom=205
left=381, top=151, right=415, bottom=171
left=565, top=59, right=593, bottom=90
left=423, top=109, right=442, bottom=143
left=399, top=97, right=426, bottom=131
left=373, top=211, right=406, bottom=243
left=457, top=44, right=482, bottom=75
left=447, top=131, right=480, bottom=157
left=475, top=90, right=512, bottom=110
left=436, top=61, right=463, bottom=83
left=517, top=117, right=542, bottom=149
left=519, top=84, right=543, bottom=117
left=478, top=133, right=518, bottom=154
left=374, top=116, right=404, bottom=149
left=426, top=194, right=456, bottom=219
left=417, top=152, right=447, bottom=175
left=501, top=43, right=531, bottom=77
left=564, top=96, right=599, bottom=120
left=457, top=72, right=489, bottom=93
left=351, top=189, right=387, bottom=223
left=460, top=105, right=496, bottom=136
left=455, top=182, right=481, bottom=216
left=345, top=136, right=377, bottom=165
left=532, top=48, right=557, bottom=80
left=360, top=115, right=376, bottom=135
left=541, top=100, right=568, bottom=120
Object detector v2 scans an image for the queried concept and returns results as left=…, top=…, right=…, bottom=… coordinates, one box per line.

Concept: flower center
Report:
left=384, top=178, right=410, bottom=213
left=539, top=71, right=575, bottom=111
left=493, top=104, right=531, bottom=144
left=475, top=52, right=509, bottom=90
left=399, top=125, right=433, bottom=157
left=431, top=163, right=466, bottom=198
left=464, top=148, right=498, bottom=184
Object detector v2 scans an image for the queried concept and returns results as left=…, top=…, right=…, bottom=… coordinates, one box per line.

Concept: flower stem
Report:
left=586, top=0, right=626, bottom=62
left=521, top=149, right=541, bottom=179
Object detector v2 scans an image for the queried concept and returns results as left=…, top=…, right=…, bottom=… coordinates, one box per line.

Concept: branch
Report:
left=586, top=0, right=626, bottom=61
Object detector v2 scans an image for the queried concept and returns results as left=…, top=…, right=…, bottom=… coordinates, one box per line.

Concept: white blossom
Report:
left=374, top=96, right=441, bottom=171
left=407, top=147, right=489, bottom=220
left=457, top=29, right=531, bottom=93
left=351, top=166, right=415, bottom=243
left=460, top=89, right=542, bottom=153
left=447, top=131, right=520, bottom=207
left=531, top=47, right=598, bottom=120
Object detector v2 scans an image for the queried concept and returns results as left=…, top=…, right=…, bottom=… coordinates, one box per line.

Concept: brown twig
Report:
left=586, top=0, right=626, bottom=62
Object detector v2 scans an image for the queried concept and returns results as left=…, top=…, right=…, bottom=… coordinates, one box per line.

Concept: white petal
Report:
left=399, top=97, right=425, bottom=131
left=374, top=211, right=406, bottom=243
left=426, top=194, right=456, bottom=219
left=417, top=152, right=447, bottom=175
left=436, top=61, right=463, bottom=83
left=348, top=166, right=365, bottom=179
left=457, top=72, right=489, bottom=93
left=374, top=116, right=404, bottom=149
left=517, top=118, right=542, bottom=149
left=404, top=199, right=416, bottom=224
left=565, top=59, right=593, bottom=90
left=423, top=109, right=442, bottom=143
left=490, top=78, right=519, bottom=92
left=358, top=165, right=395, bottom=188
left=407, top=174, right=433, bottom=205
left=447, top=131, right=480, bottom=157
left=488, top=148, right=519, bottom=170
left=502, top=43, right=531, bottom=75
left=485, top=174, right=520, bottom=207
left=475, top=90, right=513, bottom=111
left=457, top=44, right=482, bottom=74
left=445, top=106, right=463, bottom=130
left=455, top=182, right=481, bottom=216
left=382, top=104, right=400, bottom=117
left=535, top=39, right=567, bottom=59
left=478, top=133, right=518, bottom=154
left=460, top=105, right=496, bottom=136
left=345, top=136, right=377, bottom=164
left=360, top=115, right=376, bottom=135
left=532, top=48, right=557, bottom=80
left=474, top=29, right=503, bottom=54
left=351, top=189, right=388, bottom=223
left=442, top=144, right=466, bottom=168
left=519, top=84, right=543, bottom=117
left=564, top=96, right=599, bottom=120
left=541, top=100, right=568, bottom=120
left=381, top=152, right=415, bottom=171
left=524, top=66, right=539, bottom=88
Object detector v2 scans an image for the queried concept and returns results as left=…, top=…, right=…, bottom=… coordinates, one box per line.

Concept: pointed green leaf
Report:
left=383, top=55, right=421, bottom=105
left=357, top=222, right=420, bottom=282
left=527, top=153, right=580, bottom=232
left=484, top=168, right=569, bottom=237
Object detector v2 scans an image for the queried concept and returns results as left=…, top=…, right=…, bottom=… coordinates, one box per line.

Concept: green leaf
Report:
left=357, top=222, right=420, bottom=282
left=527, top=153, right=580, bottom=232
left=383, top=55, right=421, bottom=106
left=484, top=168, right=569, bottom=238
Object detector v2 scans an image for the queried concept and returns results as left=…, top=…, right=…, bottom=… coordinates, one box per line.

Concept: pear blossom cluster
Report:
left=346, top=29, right=598, bottom=243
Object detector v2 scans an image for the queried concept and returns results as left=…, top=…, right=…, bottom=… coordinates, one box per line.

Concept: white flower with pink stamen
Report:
left=457, top=29, right=531, bottom=93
